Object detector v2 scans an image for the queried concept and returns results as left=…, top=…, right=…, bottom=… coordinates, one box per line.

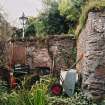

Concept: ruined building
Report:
left=77, top=10, right=105, bottom=100
left=6, top=35, right=75, bottom=75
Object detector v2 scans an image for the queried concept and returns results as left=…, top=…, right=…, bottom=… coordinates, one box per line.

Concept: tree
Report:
left=38, top=0, right=72, bottom=35
left=26, top=0, right=71, bottom=36
left=25, top=23, right=36, bottom=37
left=43, top=1, right=69, bottom=35
left=15, top=28, right=23, bottom=38
left=59, top=0, right=85, bottom=21
left=58, top=0, right=86, bottom=34
left=25, top=0, right=86, bottom=36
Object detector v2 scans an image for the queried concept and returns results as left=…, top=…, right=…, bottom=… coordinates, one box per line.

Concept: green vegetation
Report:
left=58, top=0, right=85, bottom=34
left=24, top=0, right=84, bottom=37
left=24, top=0, right=83, bottom=37
left=1, top=0, right=105, bottom=105
left=0, top=76, right=103, bottom=105
left=26, top=0, right=71, bottom=37
left=58, top=0, right=105, bottom=36
left=0, top=75, right=105, bottom=105
left=0, top=76, right=53, bottom=105
left=14, top=0, right=105, bottom=38
left=25, top=23, right=36, bottom=37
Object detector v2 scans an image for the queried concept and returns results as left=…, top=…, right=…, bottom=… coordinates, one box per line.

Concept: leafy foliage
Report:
left=25, top=23, right=36, bottom=37
left=34, top=19, right=46, bottom=37
left=58, top=0, right=85, bottom=34
left=26, top=0, right=75, bottom=36
left=17, top=0, right=105, bottom=37
left=0, top=75, right=105, bottom=105
left=59, top=0, right=105, bottom=36
left=59, top=0, right=84, bottom=21
left=43, top=2, right=70, bottom=35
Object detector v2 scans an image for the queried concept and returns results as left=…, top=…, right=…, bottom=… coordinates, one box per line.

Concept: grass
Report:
left=0, top=75, right=105, bottom=105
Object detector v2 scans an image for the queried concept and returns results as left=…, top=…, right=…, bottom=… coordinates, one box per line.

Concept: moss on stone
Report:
left=75, top=0, right=105, bottom=37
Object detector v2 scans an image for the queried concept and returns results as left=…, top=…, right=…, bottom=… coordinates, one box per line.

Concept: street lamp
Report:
left=19, top=12, right=28, bottom=38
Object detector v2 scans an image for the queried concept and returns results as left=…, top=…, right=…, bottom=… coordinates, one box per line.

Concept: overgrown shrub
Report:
left=0, top=76, right=105, bottom=105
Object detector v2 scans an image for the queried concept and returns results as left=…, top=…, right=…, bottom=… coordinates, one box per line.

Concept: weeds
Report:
left=0, top=75, right=105, bottom=105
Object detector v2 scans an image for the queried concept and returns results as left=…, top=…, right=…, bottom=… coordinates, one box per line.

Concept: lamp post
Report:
left=19, top=12, right=28, bottom=38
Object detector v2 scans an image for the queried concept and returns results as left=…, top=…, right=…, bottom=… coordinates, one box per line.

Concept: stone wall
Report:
left=48, top=35, right=76, bottom=75
left=6, top=36, right=75, bottom=75
left=0, top=13, right=12, bottom=39
left=77, top=11, right=105, bottom=100
left=26, top=39, right=51, bottom=69
left=0, top=40, right=6, bottom=66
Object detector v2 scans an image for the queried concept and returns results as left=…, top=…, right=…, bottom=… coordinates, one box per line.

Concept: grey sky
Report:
left=1, top=0, right=43, bottom=27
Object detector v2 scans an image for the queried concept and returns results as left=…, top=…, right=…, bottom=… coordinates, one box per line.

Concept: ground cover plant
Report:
left=0, top=75, right=105, bottom=105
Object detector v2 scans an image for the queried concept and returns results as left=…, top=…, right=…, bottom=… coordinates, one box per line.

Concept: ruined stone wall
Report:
left=48, top=36, right=76, bottom=75
left=77, top=11, right=105, bottom=100
left=26, top=39, right=52, bottom=69
left=6, top=36, right=75, bottom=74
left=6, top=38, right=51, bottom=69
left=0, top=40, right=6, bottom=66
